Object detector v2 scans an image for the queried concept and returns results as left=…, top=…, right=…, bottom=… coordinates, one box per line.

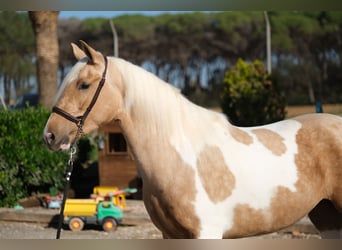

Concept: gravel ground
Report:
left=0, top=200, right=321, bottom=239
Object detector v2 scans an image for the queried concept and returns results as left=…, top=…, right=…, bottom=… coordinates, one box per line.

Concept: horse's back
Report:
left=222, top=113, right=342, bottom=238
left=292, top=113, right=342, bottom=133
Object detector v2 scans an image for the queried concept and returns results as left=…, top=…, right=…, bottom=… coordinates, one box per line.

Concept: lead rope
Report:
left=55, top=145, right=76, bottom=239
left=56, top=126, right=83, bottom=239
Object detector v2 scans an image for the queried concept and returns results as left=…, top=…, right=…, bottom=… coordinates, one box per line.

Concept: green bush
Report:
left=220, top=59, right=286, bottom=126
left=0, top=106, right=68, bottom=207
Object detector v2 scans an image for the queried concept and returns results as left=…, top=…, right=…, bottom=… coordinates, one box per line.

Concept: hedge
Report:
left=0, top=106, right=68, bottom=207
left=220, top=59, right=286, bottom=126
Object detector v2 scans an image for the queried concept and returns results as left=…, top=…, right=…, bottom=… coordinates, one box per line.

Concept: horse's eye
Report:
left=78, top=82, right=90, bottom=90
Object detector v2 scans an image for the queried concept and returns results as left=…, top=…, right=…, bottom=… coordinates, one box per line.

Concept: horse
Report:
left=43, top=41, right=342, bottom=239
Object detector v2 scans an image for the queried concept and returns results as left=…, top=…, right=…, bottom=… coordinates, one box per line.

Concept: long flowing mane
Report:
left=112, top=57, right=229, bottom=143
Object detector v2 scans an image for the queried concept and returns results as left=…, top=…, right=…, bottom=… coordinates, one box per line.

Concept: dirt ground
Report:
left=0, top=200, right=321, bottom=239
left=285, top=104, right=342, bottom=117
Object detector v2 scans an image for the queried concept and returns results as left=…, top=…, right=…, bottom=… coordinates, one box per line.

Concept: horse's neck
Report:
left=113, top=58, right=226, bottom=168
left=112, top=58, right=236, bottom=183
left=114, top=58, right=185, bottom=137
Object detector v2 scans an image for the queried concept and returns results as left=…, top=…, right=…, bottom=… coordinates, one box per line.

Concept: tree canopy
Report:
left=0, top=12, right=35, bottom=105
left=1, top=11, right=342, bottom=107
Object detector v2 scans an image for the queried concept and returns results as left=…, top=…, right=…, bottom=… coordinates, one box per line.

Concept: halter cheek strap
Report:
left=52, top=55, right=108, bottom=135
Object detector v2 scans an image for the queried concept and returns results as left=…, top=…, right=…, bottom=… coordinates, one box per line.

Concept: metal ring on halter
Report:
left=70, top=145, right=77, bottom=156
left=67, top=145, right=77, bottom=167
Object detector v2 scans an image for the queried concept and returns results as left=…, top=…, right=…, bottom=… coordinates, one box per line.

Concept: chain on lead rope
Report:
left=56, top=138, right=79, bottom=239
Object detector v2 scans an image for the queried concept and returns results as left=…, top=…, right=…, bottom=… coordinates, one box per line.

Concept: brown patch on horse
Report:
left=224, top=114, right=342, bottom=238
left=197, top=146, right=235, bottom=203
left=252, top=128, right=287, bottom=156
left=224, top=185, right=325, bottom=238
left=223, top=204, right=272, bottom=238
left=294, top=114, right=342, bottom=231
left=294, top=114, right=342, bottom=203
left=230, top=127, right=253, bottom=145
left=136, top=141, right=201, bottom=238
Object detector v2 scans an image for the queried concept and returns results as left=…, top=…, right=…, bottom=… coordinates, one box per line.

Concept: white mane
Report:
left=111, top=57, right=229, bottom=143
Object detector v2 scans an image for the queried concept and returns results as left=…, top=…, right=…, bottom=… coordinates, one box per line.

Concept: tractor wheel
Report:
left=69, top=217, right=84, bottom=231
left=102, top=218, right=117, bottom=232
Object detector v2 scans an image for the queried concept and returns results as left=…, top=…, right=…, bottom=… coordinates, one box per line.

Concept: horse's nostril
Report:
left=44, top=132, right=55, bottom=145
left=49, top=132, right=55, bottom=141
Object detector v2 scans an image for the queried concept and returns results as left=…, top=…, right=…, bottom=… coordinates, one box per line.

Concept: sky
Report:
left=59, top=11, right=191, bottom=20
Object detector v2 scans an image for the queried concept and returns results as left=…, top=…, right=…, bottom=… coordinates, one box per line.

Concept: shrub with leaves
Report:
left=0, top=106, right=68, bottom=207
left=220, top=59, right=286, bottom=126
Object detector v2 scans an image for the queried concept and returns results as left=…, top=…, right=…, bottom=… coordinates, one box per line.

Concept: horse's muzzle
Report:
left=43, top=130, right=70, bottom=151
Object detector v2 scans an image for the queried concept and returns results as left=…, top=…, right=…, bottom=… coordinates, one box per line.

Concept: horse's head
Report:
left=43, top=41, right=124, bottom=151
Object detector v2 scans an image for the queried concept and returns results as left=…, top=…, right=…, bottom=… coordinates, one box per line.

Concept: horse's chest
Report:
left=139, top=143, right=203, bottom=238
left=143, top=192, right=200, bottom=238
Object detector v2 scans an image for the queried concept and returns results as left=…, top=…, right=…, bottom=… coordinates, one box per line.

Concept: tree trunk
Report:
left=28, top=11, right=59, bottom=108
left=264, top=11, right=272, bottom=75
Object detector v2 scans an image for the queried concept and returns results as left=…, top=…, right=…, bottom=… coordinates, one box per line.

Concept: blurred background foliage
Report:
left=221, top=59, right=286, bottom=126
left=0, top=107, right=68, bottom=206
left=1, top=11, right=342, bottom=108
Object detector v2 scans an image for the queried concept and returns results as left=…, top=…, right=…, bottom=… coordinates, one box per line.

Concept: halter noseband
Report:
left=52, top=55, right=108, bottom=137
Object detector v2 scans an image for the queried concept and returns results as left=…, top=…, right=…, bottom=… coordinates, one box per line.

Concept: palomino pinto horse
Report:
left=43, top=41, right=342, bottom=239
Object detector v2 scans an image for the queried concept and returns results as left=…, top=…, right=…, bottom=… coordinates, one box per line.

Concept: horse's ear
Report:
left=71, top=42, right=86, bottom=61
left=79, top=40, right=102, bottom=65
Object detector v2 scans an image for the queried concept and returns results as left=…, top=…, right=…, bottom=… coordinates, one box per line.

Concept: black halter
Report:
left=52, top=55, right=108, bottom=135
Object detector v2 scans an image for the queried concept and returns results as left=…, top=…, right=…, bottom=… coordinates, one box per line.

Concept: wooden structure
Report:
left=98, top=121, right=142, bottom=198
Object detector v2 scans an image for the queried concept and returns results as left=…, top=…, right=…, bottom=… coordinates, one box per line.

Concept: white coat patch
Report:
left=170, top=117, right=302, bottom=238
